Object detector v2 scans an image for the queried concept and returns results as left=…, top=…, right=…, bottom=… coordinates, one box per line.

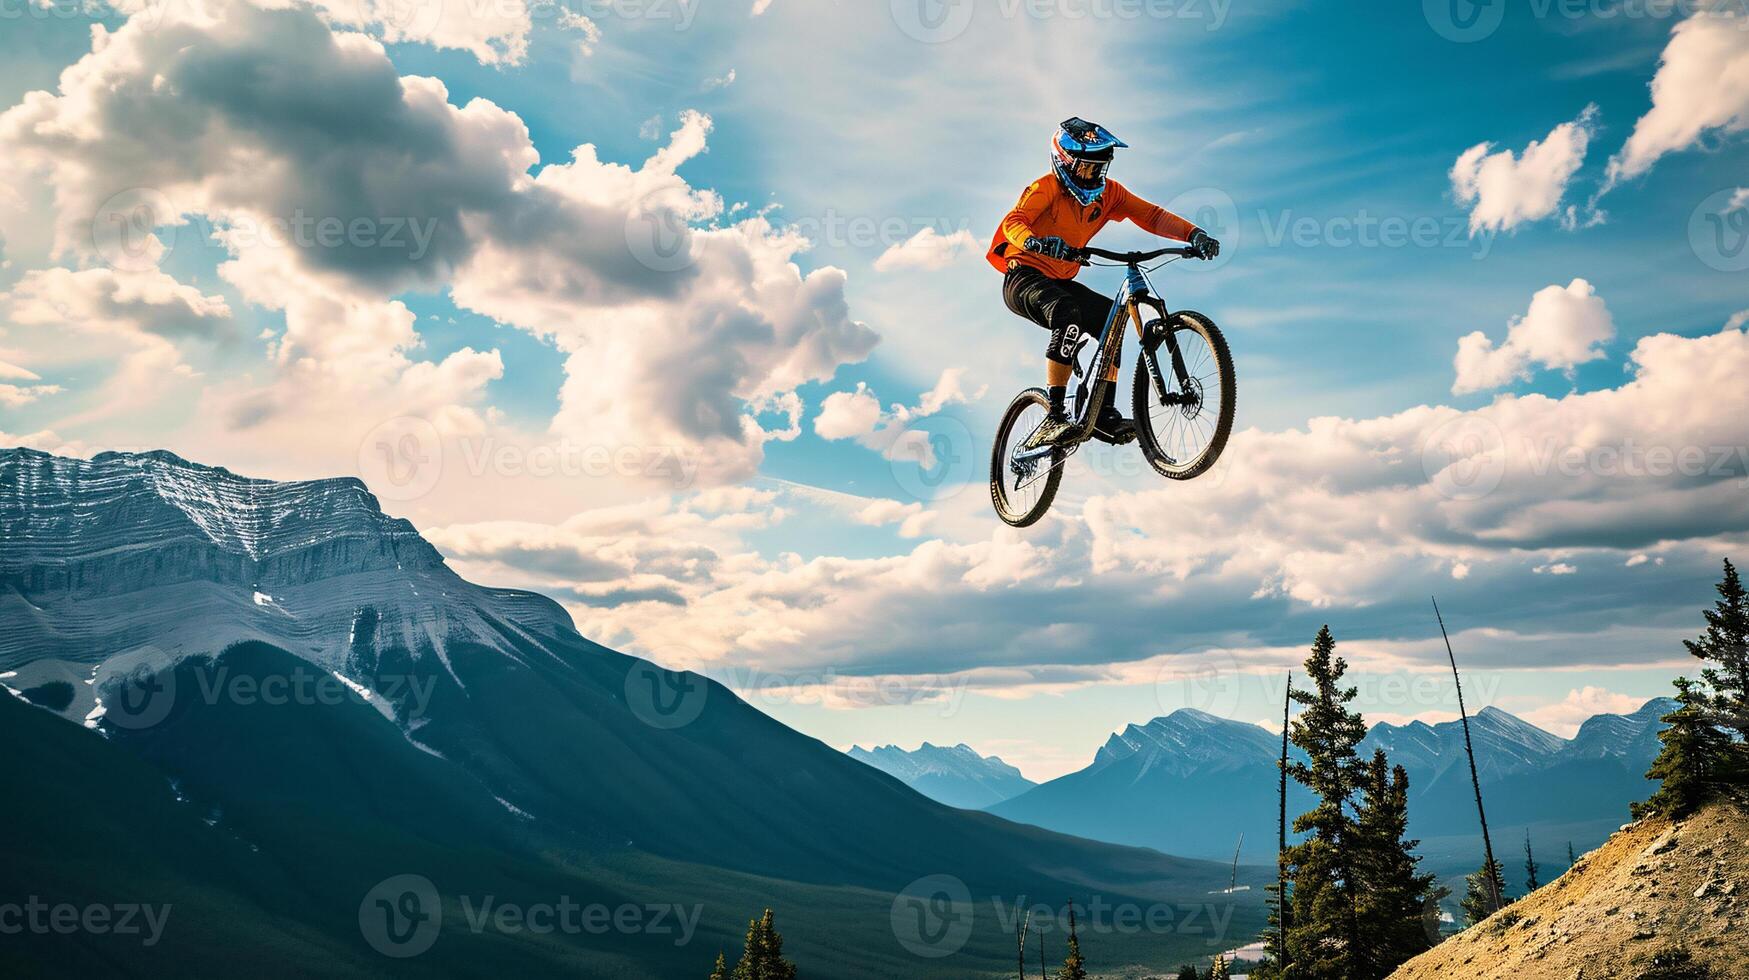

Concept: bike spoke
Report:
left=1143, top=325, right=1225, bottom=474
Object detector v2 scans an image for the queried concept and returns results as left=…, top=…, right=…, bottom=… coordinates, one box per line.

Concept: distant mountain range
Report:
left=848, top=742, right=1036, bottom=808
left=988, top=701, right=1676, bottom=873
left=0, top=448, right=1261, bottom=977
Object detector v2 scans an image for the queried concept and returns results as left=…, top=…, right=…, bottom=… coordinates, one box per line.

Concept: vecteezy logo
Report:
left=96, top=645, right=177, bottom=731
left=1165, top=187, right=1238, bottom=270
left=1424, top=0, right=1504, bottom=42
left=624, top=195, right=695, bottom=273
left=359, top=874, right=442, bottom=958
left=356, top=416, right=442, bottom=502
left=1155, top=652, right=1245, bottom=720
left=1421, top=412, right=1507, bottom=501
left=624, top=660, right=708, bottom=730
left=890, top=0, right=974, bottom=43
left=890, top=414, right=975, bottom=503
left=91, top=187, right=178, bottom=273
left=889, top=874, right=973, bottom=958
left=1690, top=188, right=1749, bottom=273
left=373, top=0, right=446, bottom=44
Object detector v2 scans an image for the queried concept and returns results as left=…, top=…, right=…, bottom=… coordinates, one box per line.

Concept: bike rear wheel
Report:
left=990, top=388, right=1064, bottom=527
left=1132, top=311, right=1235, bottom=480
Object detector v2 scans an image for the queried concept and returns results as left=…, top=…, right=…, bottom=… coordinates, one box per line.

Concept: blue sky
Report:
left=2, top=0, right=1747, bottom=779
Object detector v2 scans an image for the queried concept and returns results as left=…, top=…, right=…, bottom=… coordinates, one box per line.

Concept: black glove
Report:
left=1188, top=229, right=1220, bottom=261
left=1024, top=235, right=1073, bottom=261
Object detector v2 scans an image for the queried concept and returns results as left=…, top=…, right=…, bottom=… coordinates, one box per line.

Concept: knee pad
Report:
left=1048, top=323, right=1082, bottom=365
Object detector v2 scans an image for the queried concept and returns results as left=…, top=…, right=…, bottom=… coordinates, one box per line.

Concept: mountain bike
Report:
left=990, top=244, right=1235, bottom=527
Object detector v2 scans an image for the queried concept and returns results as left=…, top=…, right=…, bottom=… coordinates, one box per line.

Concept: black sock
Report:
left=1047, top=384, right=1066, bottom=416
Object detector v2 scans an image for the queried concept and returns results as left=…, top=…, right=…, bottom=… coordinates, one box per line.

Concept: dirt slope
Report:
left=1391, top=800, right=1749, bottom=980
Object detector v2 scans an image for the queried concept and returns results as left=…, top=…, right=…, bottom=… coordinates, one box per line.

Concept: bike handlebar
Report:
left=1072, top=244, right=1199, bottom=264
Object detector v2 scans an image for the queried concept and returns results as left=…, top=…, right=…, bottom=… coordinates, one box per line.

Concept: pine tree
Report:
left=1687, top=558, right=1749, bottom=743
left=1249, top=882, right=1289, bottom=979
left=1634, top=676, right=1736, bottom=819
left=1055, top=901, right=1088, bottom=980
left=1175, top=965, right=1199, bottom=980
left=1460, top=858, right=1508, bottom=927
left=1208, top=954, right=1230, bottom=980
left=731, top=909, right=797, bottom=980
left=1352, top=749, right=1439, bottom=976
left=1280, top=626, right=1370, bottom=980
left=1567, top=841, right=1577, bottom=869
left=709, top=952, right=730, bottom=980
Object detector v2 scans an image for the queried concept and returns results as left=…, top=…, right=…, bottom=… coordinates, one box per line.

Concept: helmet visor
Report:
left=1066, top=156, right=1110, bottom=187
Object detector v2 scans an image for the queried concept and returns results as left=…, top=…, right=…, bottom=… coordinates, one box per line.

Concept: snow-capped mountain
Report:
left=1561, top=697, right=1677, bottom=763
left=0, top=448, right=572, bottom=687
left=848, top=742, right=1035, bottom=808
left=1089, top=707, right=1282, bottom=778
left=990, top=700, right=1677, bottom=865
left=989, top=709, right=1304, bottom=862
left=1361, top=705, right=1570, bottom=788
left=3, top=447, right=1255, bottom=977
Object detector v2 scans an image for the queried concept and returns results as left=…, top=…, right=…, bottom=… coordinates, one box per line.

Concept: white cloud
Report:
left=1520, top=686, right=1647, bottom=737
left=852, top=498, right=935, bottom=538
left=313, top=0, right=535, bottom=65
left=427, top=315, right=1749, bottom=691
left=1605, top=12, right=1749, bottom=187
left=0, top=427, right=85, bottom=455
left=557, top=9, right=602, bottom=56
left=1087, top=316, right=1749, bottom=611
left=1450, top=105, right=1598, bottom=234
left=0, top=0, right=876, bottom=486
left=812, top=368, right=984, bottom=465
left=701, top=69, right=737, bottom=91
left=814, top=384, right=884, bottom=440
left=873, top=228, right=980, bottom=272
left=0, top=383, right=61, bottom=408
left=1452, top=278, right=1614, bottom=394
left=0, top=359, right=60, bottom=407
left=750, top=0, right=773, bottom=14
left=0, top=268, right=238, bottom=422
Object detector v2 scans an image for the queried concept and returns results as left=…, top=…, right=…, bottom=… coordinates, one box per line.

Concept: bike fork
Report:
left=1144, top=321, right=1193, bottom=406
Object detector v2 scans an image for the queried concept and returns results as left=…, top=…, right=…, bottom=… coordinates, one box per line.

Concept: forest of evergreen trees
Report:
left=705, top=560, right=1749, bottom=979
left=1248, top=558, right=1749, bottom=978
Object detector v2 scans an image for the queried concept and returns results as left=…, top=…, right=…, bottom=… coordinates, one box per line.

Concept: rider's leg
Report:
left=1004, top=268, right=1083, bottom=444
left=1046, top=360, right=1071, bottom=423
left=1058, top=281, right=1135, bottom=441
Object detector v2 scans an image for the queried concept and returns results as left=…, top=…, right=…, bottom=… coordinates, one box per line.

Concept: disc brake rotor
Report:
left=1178, top=375, right=1205, bottom=420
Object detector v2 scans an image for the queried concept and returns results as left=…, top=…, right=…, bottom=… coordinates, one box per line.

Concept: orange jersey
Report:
left=987, top=175, right=1199, bottom=279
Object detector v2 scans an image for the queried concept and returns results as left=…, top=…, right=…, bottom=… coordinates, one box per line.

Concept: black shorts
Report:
left=1002, top=265, right=1115, bottom=367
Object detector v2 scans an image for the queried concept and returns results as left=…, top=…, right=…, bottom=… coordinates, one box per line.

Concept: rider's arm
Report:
left=997, top=178, right=1054, bottom=256
left=1108, top=182, right=1199, bottom=242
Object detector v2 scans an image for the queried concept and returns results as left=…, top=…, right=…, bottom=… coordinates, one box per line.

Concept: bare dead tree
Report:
left=1278, top=670, right=1292, bottom=972
left=1433, top=596, right=1503, bottom=914
left=1038, top=919, right=1045, bottom=980
left=1017, top=907, right=1030, bottom=980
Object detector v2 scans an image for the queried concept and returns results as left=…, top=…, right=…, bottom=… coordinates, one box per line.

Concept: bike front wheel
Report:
left=990, top=388, right=1064, bottom=527
left=1132, top=311, right=1235, bottom=480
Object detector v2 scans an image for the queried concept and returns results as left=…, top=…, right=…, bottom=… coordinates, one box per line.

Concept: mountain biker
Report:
left=988, top=118, right=1220, bottom=449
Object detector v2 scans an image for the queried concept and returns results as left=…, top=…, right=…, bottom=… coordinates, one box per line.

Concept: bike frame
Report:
left=1012, top=246, right=1195, bottom=467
